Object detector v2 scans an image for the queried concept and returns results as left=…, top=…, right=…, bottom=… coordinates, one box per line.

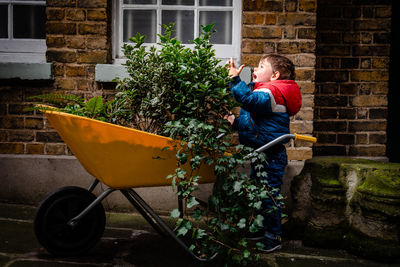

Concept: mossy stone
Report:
left=344, top=228, right=400, bottom=262
left=289, top=157, right=400, bottom=262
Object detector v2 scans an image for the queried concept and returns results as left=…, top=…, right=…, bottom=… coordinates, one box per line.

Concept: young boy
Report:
left=225, top=54, right=301, bottom=253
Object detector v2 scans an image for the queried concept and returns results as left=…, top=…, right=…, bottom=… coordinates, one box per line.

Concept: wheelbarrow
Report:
left=33, top=108, right=317, bottom=261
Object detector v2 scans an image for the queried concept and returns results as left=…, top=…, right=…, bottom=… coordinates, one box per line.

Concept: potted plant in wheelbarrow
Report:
left=31, top=23, right=282, bottom=265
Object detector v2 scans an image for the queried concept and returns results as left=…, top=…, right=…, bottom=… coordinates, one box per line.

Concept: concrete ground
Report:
left=0, top=202, right=398, bottom=267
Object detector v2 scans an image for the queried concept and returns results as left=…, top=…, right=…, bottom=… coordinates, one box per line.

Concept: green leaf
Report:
left=237, top=218, right=246, bottom=229
left=177, top=227, right=188, bottom=236
left=187, top=196, right=199, bottom=209
left=233, top=181, right=243, bottom=192
left=196, top=229, right=206, bottom=239
left=255, top=214, right=264, bottom=227
left=202, top=23, right=215, bottom=33
left=85, top=96, right=103, bottom=117
left=170, top=208, right=181, bottom=218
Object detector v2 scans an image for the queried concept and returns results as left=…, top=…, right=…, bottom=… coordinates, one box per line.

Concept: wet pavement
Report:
left=0, top=202, right=399, bottom=267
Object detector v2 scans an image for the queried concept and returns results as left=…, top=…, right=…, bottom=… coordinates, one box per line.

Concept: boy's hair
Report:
left=261, top=54, right=295, bottom=80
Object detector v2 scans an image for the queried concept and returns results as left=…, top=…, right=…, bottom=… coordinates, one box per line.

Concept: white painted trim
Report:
left=0, top=0, right=46, bottom=63
left=95, top=64, right=252, bottom=83
left=112, top=0, right=241, bottom=63
left=0, top=62, right=52, bottom=79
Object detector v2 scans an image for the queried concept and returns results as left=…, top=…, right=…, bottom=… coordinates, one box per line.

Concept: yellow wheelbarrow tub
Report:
left=42, top=109, right=215, bottom=189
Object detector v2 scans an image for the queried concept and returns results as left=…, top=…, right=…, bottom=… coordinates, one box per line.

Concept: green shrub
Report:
left=30, top=23, right=281, bottom=265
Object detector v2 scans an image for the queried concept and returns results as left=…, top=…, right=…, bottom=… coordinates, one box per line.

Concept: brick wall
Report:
left=242, top=0, right=317, bottom=160
left=314, top=0, right=391, bottom=157
left=46, top=0, right=111, bottom=92
left=0, top=0, right=393, bottom=160
left=0, top=0, right=112, bottom=155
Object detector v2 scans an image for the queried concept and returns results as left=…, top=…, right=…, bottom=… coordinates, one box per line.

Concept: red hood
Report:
left=253, top=80, right=302, bottom=116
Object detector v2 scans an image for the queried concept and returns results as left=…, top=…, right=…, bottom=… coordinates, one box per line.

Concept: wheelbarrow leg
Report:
left=88, top=179, right=100, bottom=193
left=120, top=189, right=168, bottom=237
left=67, top=188, right=115, bottom=227
left=122, top=189, right=217, bottom=262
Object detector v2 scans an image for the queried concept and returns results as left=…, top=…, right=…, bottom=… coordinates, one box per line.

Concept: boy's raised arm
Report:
left=227, top=57, right=245, bottom=78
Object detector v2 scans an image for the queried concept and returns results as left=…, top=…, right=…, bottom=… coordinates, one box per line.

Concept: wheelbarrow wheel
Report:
left=34, top=186, right=106, bottom=256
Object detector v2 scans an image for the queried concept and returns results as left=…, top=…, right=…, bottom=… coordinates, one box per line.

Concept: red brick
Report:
left=45, top=143, right=67, bottom=155
left=77, top=51, right=107, bottom=64
left=86, top=37, right=108, bottom=49
left=243, top=0, right=283, bottom=12
left=0, top=117, right=24, bottom=129
left=352, top=95, right=387, bottom=107
left=287, top=148, right=313, bottom=160
left=26, top=143, right=44, bottom=154
left=351, top=71, right=389, bottom=82
left=46, top=36, right=65, bottom=48
left=36, top=131, right=63, bottom=142
left=78, top=23, right=107, bottom=35
left=277, top=13, right=316, bottom=26
left=348, top=145, right=386, bottom=157
left=242, top=26, right=282, bottom=39
left=46, top=8, right=65, bottom=20
left=47, top=50, right=77, bottom=63
left=65, top=65, right=87, bottom=77
left=65, top=37, right=86, bottom=49
left=299, top=0, right=317, bottom=12
left=8, top=130, right=34, bottom=142
left=25, top=118, right=44, bottom=129
left=55, top=78, right=76, bottom=90
left=348, top=121, right=386, bottom=132
left=65, top=8, right=86, bottom=21
left=46, top=22, right=76, bottom=35
left=77, top=0, right=107, bottom=8
left=47, top=0, right=76, bottom=7
left=87, top=9, right=107, bottom=21
left=242, top=40, right=265, bottom=54
left=0, top=143, right=24, bottom=154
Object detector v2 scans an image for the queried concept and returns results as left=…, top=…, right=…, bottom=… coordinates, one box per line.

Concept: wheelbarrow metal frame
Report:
left=64, top=133, right=303, bottom=261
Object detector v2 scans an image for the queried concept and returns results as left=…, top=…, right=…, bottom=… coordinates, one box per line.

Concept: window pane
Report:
left=0, top=5, right=7, bottom=38
left=123, top=0, right=156, bottom=4
left=200, top=11, right=232, bottom=44
left=13, top=5, right=46, bottom=39
left=162, top=10, right=194, bottom=43
left=162, top=0, right=194, bottom=5
left=199, top=0, right=232, bottom=6
left=123, top=9, right=156, bottom=43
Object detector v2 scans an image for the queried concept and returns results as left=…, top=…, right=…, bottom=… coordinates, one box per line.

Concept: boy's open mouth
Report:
left=252, top=73, right=257, bottom=81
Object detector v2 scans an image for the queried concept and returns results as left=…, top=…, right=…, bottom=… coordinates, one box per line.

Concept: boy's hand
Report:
left=227, top=57, right=245, bottom=77
left=224, top=113, right=235, bottom=126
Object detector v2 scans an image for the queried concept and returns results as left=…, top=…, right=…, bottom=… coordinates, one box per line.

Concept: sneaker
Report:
left=260, top=236, right=282, bottom=253
left=245, top=229, right=264, bottom=241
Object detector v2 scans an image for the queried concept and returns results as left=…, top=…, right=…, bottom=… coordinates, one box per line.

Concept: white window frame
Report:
left=112, top=0, right=241, bottom=64
left=0, top=0, right=47, bottom=63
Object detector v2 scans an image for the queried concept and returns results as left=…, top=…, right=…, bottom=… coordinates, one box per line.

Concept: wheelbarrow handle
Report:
left=246, top=133, right=317, bottom=157
left=294, top=133, right=317, bottom=143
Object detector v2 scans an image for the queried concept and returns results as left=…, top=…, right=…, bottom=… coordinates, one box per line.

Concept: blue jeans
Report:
left=251, top=145, right=287, bottom=238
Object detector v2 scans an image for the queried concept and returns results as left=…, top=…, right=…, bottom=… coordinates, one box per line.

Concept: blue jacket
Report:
left=230, top=76, right=290, bottom=149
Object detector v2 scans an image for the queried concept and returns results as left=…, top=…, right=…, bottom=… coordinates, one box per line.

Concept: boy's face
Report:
left=252, top=59, right=278, bottom=83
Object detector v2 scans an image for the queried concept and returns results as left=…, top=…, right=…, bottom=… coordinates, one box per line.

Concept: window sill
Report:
left=0, top=63, right=53, bottom=80
left=95, top=64, right=130, bottom=82
left=95, top=64, right=252, bottom=83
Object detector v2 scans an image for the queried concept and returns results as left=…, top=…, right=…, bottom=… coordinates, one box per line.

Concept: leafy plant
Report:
left=30, top=23, right=283, bottom=265
left=28, top=94, right=110, bottom=121
left=112, top=23, right=232, bottom=133
left=164, top=118, right=281, bottom=265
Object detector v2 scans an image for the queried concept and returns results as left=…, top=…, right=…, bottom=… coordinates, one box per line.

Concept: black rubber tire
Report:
left=34, top=186, right=106, bottom=256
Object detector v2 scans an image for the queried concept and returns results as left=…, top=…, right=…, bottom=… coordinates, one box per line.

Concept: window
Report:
left=113, top=0, right=241, bottom=63
left=0, top=0, right=46, bottom=63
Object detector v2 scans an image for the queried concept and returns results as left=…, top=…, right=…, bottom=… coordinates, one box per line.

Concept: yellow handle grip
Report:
left=294, top=133, right=317, bottom=143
